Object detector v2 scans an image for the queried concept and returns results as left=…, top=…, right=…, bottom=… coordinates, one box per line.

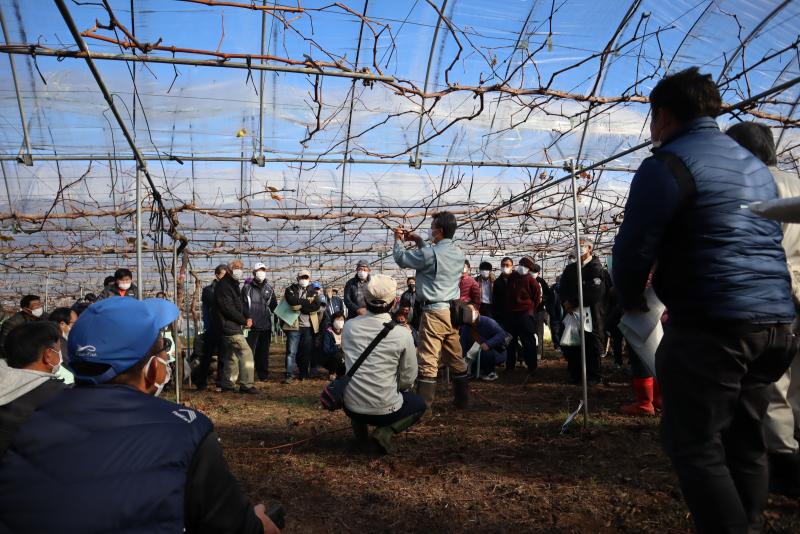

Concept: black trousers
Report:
left=193, top=329, right=224, bottom=387
left=297, top=327, right=315, bottom=379
left=246, top=329, right=272, bottom=380
left=479, top=303, right=493, bottom=318
left=561, top=330, right=603, bottom=383
left=505, top=313, right=538, bottom=372
left=609, top=324, right=624, bottom=366
left=658, top=321, right=796, bottom=533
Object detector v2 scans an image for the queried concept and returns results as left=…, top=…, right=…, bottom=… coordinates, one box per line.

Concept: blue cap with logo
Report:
left=67, top=297, right=179, bottom=384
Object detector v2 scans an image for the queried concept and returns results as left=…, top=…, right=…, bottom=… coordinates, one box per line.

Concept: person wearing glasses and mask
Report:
left=0, top=294, right=45, bottom=359
left=0, top=298, right=280, bottom=534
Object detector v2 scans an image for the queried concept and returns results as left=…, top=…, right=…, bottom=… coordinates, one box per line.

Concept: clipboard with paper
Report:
left=274, top=299, right=301, bottom=326
left=618, top=287, right=665, bottom=378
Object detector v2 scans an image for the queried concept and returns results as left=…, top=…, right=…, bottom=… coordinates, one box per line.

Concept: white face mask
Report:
left=480, top=270, right=490, bottom=278
left=517, top=266, right=530, bottom=276
left=357, top=270, right=368, bottom=280
left=254, top=271, right=267, bottom=282
left=118, top=281, right=132, bottom=291
left=426, top=228, right=436, bottom=242
left=47, top=347, right=63, bottom=375
left=299, top=279, right=310, bottom=288
left=147, top=355, right=171, bottom=397
left=501, top=266, right=513, bottom=276
left=333, top=320, right=345, bottom=331
left=231, top=269, right=244, bottom=280
left=30, top=307, right=44, bottom=318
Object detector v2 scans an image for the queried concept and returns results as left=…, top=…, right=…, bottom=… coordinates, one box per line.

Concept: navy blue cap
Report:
left=67, top=297, right=179, bottom=384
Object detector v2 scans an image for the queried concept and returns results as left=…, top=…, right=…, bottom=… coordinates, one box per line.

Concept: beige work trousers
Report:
left=417, top=307, right=466, bottom=379
left=222, top=333, right=255, bottom=389
left=764, top=354, right=800, bottom=454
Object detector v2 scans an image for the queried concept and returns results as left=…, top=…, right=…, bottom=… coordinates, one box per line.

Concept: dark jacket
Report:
left=242, top=280, right=278, bottom=331
left=0, top=312, right=39, bottom=359
left=506, top=272, right=542, bottom=314
left=344, top=276, right=370, bottom=317
left=201, top=281, right=218, bottom=332
left=98, top=283, right=138, bottom=300
left=460, top=316, right=508, bottom=354
left=491, top=274, right=514, bottom=323
left=560, top=256, right=609, bottom=335
left=321, top=295, right=346, bottom=330
left=613, top=117, right=794, bottom=324
left=0, top=385, right=262, bottom=533
left=0, top=378, right=65, bottom=456
left=536, top=276, right=553, bottom=313
left=212, top=274, right=247, bottom=336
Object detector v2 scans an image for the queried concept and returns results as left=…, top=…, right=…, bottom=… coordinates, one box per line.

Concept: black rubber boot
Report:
left=416, top=379, right=437, bottom=411
left=769, top=452, right=800, bottom=497
left=351, top=420, right=369, bottom=443
left=452, top=373, right=470, bottom=409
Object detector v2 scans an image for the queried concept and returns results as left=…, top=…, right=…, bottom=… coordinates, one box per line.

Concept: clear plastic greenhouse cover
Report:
left=0, top=0, right=797, bottom=305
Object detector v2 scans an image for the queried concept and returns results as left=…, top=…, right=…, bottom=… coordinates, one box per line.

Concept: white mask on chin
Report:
left=147, top=355, right=171, bottom=397
left=333, top=320, right=345, bottom=331
left=231, top=269, right=244, bottom=280
left=118, top=281, right=132, bottom=291
left=480, top=270, right=490, bottom=278
left=30, top=308, right=44, bottom=318
left=254, top=271, right=267, bottom=282
left=299, top=279, right=310, bottom=288
left=517, top=266, right=530, bottom=276
left=501, top=267, right=513, bottom=276
left=48, top=348, right=63, bottom=375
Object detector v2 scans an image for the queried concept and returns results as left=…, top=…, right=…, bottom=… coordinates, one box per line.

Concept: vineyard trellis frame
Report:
left=1, top=0, right=798, bottom=305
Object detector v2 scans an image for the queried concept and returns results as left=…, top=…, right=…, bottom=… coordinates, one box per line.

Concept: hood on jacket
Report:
left=0, top=359, right=55, bottom=407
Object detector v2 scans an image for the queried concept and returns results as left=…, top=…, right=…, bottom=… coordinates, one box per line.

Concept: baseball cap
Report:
left=366, top=274, right=397, bottom=305
left=67, top=297, right=179, bottom=384
left=297, top=269, right=311, bottom=278
left=253, top=262, right=267, bottom=271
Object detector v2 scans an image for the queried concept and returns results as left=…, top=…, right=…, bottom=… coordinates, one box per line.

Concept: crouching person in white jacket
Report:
left=342, top=274, right=425, bottom=454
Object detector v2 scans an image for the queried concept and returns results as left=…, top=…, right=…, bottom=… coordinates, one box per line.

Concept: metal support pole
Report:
left=413, top=0, right=448, bottom=167
left=135, top=168, right=144, bottom=300
left=44, top=274, right=50, bottom=311
left=570, top=160, right=589, bottom=429
left=185, top=260, right=192, bottom=387
left=255, top=0, right=267, bottom=166
left=0, top=5, right=33, bottom=165
left=173, top=239, right=181, bottom=404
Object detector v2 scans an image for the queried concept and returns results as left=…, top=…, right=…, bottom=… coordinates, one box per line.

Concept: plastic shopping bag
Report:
left=561, top=312, right=581, bottom=347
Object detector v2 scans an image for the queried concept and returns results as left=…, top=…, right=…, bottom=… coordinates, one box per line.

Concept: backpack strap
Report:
left=653, top=151, right=697, bottom=211
left=345, top=322, right=397, bottom=379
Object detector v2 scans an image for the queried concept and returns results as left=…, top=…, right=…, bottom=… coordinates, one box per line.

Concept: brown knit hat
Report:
left=519, top=256, right=536, bottom=270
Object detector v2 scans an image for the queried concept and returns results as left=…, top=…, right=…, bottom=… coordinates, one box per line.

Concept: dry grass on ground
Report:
left=177, top=342, right=800, bottom=533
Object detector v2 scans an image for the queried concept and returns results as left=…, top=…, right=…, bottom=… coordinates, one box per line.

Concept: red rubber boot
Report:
left=620, top=377, right=656, bottom=416
left=652, top=379, right=662, bottom=411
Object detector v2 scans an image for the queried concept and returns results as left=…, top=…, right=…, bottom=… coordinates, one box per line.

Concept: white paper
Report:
left=618, top=287, right=665, bottom=378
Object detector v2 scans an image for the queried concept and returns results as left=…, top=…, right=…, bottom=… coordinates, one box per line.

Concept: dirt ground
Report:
left=179, top=341, right=800, bottom=533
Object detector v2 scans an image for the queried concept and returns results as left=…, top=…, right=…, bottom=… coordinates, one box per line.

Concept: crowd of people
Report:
left=0, top=66, right=798, bottom=532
